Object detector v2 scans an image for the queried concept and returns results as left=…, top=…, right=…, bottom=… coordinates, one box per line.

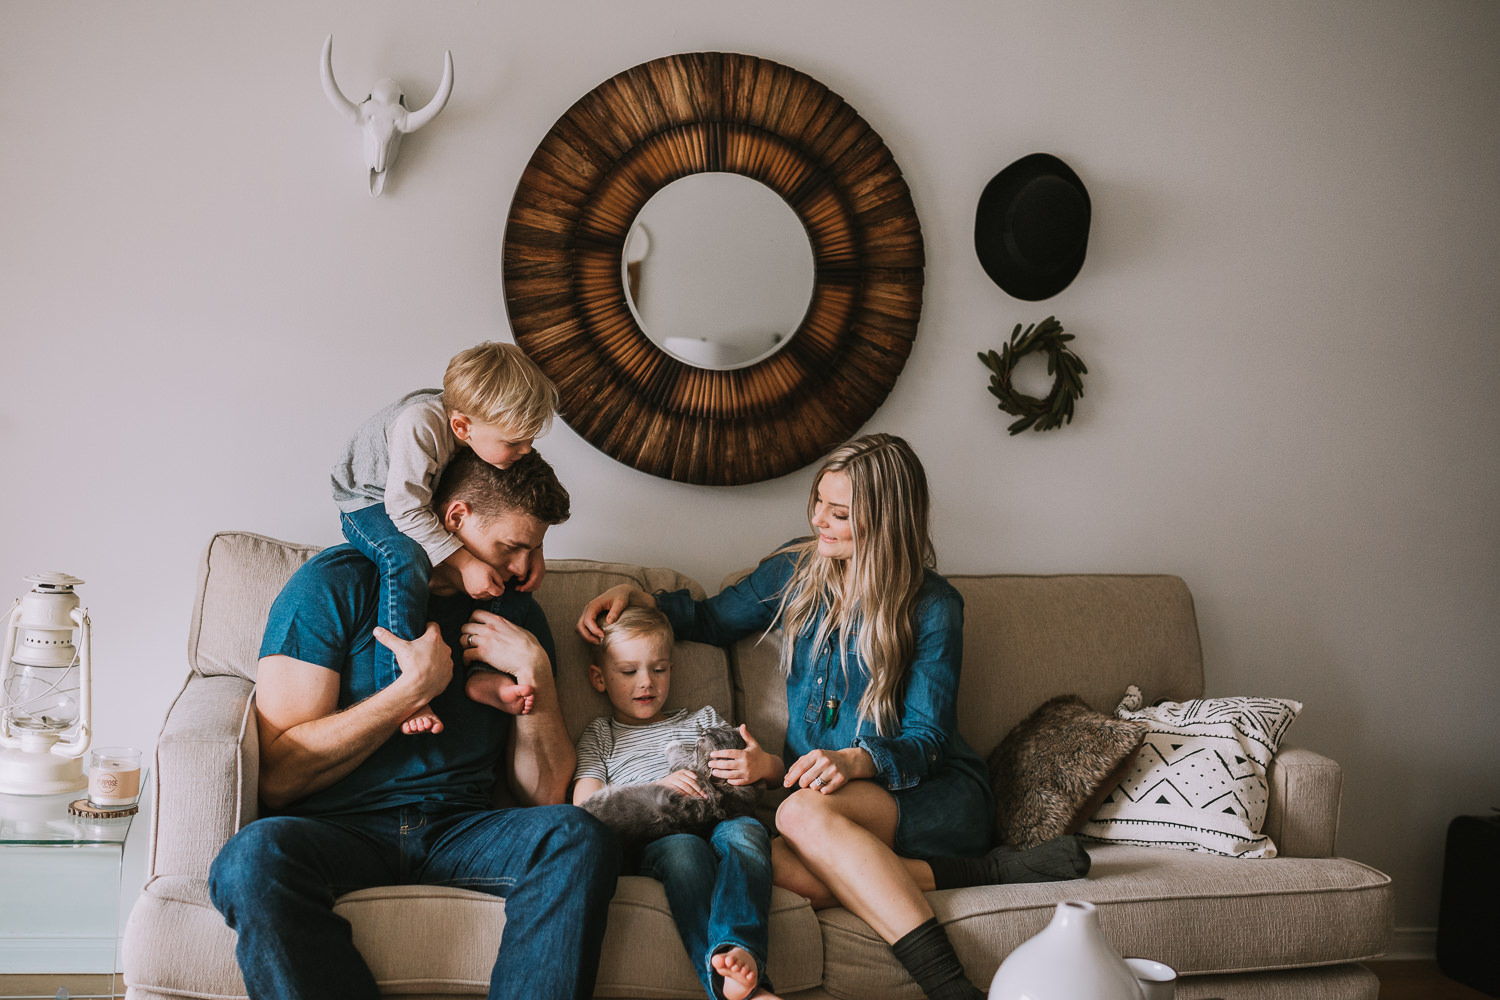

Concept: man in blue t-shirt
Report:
left=208, top=450, right=618, bottom=1000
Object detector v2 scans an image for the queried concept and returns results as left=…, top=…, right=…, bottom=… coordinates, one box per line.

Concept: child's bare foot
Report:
left=401, top=704, right=444, bottom=735
left=712, top=947, right=777, bottom=1000
left=497, top=680, right=535, bottom=716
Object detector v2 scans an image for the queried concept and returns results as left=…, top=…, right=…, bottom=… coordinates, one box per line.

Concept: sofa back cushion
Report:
left=532, top=560, right=733, bottom=743
left=189, top=532, right=322, bottom=682
left=730, top=572, right=1205, bottom=763
left=949, top=574, right=1204, bottom=756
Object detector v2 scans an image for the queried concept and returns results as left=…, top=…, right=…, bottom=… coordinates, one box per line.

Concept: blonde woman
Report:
left=578, top=434, right=1088, bottom=1000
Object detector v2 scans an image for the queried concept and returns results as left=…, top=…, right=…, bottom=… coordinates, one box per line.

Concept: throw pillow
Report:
left=987, top=694, right=1149, bottom=849
left=1077, top=685, right=1303, bottom=858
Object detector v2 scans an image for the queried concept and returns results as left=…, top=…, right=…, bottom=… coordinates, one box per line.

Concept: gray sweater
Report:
left=330, top=389, right=464, bottom=566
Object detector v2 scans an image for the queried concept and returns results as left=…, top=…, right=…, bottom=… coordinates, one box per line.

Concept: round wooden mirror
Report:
left=503, top=52, right=924, bottom=485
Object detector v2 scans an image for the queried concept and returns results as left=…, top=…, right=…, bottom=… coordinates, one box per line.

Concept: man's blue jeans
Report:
left=637, top=816, right=774, bottom=1000
left=208, top=802, right=619, bottom=1000
left=341, top=504, right=432, bottom=690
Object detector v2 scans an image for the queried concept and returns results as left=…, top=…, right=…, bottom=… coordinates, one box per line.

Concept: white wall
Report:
left=2, top=0, right=1496, bottom=942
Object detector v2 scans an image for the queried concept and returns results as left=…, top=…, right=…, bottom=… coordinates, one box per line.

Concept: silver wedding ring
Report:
left=811, top=777, right=827, bottom=789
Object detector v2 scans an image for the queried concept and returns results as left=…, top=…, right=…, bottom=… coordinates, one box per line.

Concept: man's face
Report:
left=455, top=509, right=547, bottom=584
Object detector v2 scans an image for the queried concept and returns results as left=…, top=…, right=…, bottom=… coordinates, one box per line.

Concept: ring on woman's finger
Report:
left=811, top=777, right=827, bottom=789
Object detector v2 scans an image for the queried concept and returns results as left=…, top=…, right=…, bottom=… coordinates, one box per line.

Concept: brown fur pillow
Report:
left=988, top=694, right=1148, bottom=849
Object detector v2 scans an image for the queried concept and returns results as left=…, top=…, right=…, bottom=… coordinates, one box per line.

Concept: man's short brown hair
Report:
left=432, top=449, right=571, bottom=526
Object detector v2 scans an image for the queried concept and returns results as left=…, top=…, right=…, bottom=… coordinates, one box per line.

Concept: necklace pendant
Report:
left=821, top=698, right=840, bottom=728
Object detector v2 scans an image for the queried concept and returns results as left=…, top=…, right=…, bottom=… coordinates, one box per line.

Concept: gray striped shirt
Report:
left=573, top=705, right=726, bottom=787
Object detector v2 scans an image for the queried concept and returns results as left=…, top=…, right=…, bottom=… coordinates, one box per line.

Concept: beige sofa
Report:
left=123, top=532, right=1393, bottom=999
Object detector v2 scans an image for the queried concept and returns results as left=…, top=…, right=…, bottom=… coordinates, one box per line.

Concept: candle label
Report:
left=89, top=760, right=141, bottom=807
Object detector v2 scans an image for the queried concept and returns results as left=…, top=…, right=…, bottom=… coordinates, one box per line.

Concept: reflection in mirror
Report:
left=622, top=173, right=815, bottom=370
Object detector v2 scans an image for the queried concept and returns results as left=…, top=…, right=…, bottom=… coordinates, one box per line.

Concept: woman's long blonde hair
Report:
left=773, top=434, right=935, bottom=735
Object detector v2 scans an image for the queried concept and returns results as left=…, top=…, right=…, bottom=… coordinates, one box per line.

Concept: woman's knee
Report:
left=775, top=788, right=835, bottom=845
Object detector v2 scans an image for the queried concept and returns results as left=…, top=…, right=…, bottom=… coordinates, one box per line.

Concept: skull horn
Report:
left=400, top=50, right=454, bottom=134
left=319, top=35, right=359, bottom=125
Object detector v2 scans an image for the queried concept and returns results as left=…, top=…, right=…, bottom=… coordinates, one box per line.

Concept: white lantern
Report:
left=0, top=573, right=93, bottom=795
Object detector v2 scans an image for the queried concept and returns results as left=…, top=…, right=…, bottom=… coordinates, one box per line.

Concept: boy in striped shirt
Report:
left=573, top=608, right=779, bottom=1000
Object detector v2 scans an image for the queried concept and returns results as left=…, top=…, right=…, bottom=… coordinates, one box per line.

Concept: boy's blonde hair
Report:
left=595, top=606, right=674, bottom=661
left=443, top=342, right=559, bottom=438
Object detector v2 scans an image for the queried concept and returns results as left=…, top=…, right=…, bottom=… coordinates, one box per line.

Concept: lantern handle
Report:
left=51, top=607, right=92, bottom=757
left=0, top=601, right=21, bottom=747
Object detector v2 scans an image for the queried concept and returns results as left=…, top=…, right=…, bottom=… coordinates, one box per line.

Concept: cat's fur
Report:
left=581, top=723, right=763, bottom=847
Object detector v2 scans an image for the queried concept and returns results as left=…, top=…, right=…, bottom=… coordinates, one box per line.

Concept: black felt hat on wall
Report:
left=974, top=153, right=1091, bottom=301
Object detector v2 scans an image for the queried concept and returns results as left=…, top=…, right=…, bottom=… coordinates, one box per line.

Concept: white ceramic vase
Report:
left=989, top=900, right=1145, bottom=1000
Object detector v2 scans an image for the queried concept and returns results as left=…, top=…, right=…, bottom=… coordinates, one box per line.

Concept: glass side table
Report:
left=0, top=783, right=143, bottom=1000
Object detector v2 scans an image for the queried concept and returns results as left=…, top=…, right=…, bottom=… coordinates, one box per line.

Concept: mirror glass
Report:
left=622, top=173, right=815, bottom=370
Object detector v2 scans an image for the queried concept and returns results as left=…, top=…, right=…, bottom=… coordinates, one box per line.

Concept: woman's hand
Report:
left=658, top=769, right=708, bottom=798
left=576, top=584, right=656, bottom=643
left=708, top=725, right=784, bottom=786
left=784, top=746, right=876, bottom=794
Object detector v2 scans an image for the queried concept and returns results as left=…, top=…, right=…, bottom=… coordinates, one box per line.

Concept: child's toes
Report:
left=712, top=948, right=759, bottom=1000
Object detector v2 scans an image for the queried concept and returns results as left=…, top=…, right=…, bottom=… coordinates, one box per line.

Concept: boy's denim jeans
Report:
left=341, top=504, right=433, bottom=690
left=637, top=816, right=774, bottom=1000
left=208, top=802, right=619, bottom=1000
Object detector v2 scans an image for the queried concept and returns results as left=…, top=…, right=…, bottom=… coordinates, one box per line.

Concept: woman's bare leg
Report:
left=772, top=782, right=935, bottom=942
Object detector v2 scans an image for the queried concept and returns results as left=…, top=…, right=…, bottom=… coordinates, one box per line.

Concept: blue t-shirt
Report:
left=258, top=544, right=556, bottom=817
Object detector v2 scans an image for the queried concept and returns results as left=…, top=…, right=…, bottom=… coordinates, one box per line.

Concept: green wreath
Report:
left=978, top=316, right=1088, bottom=435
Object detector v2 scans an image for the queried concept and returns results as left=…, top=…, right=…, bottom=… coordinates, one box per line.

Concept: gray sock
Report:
left=928, top=835, right=1091, bottom=890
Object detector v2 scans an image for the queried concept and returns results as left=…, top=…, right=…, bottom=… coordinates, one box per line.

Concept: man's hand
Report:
left=459, top=610, right=549, bottom=684
left=443, top=547, right=508, bottom=600
left=373, top=622, right=453, bottom=704
left=255, top=626, right=455, bottom=810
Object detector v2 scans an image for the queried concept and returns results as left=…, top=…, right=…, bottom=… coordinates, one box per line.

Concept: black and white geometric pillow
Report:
left=1077, top=686, right=1303, bottom=858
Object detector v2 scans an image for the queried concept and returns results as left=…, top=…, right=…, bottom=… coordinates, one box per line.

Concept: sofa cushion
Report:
left=816, top=844, right=1393, bottom=1000
left=988, top=694, right=1147, bottom=849
left=189, top=531, right=321, bottom=681
left=123, top=873, right=823, bottom=999
left=946, top=575, right=1205, bottom=760
left=538, top=560, right=731, bottom=743
left=1080, top=689, right=1303, bottom=858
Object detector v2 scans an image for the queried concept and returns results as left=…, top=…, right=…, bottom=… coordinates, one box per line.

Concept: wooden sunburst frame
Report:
left=502, top=52, right=924, bottom=485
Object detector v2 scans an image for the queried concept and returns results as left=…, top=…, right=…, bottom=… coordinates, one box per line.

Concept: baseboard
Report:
left=0, top=937, right=116, bottom=975
left=1371, top=927, right=1437, bottom=962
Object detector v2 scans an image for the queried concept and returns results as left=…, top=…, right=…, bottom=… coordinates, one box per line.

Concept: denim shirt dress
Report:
left=654, top=544, right=995, bottom=858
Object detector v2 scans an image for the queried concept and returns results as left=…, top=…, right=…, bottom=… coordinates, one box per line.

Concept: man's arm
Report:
left=256, top=624, right=454, bottom=810
left=459, top=609, right=574, bottom=806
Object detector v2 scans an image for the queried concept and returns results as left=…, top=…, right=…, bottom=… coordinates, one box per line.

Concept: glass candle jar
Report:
left=87, top=747, right=142, bottom=811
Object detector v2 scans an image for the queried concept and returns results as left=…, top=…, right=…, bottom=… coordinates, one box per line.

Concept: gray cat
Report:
left=581, top=724, right=764, bottom=847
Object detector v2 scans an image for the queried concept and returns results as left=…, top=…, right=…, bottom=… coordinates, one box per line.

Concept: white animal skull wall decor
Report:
left=320, top=35, right=454, bottom=196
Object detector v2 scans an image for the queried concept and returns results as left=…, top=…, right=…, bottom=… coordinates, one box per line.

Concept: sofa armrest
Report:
left=1263, top=746, right=1343, bottom=858
left=148, top=672, right=259, bottom=879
